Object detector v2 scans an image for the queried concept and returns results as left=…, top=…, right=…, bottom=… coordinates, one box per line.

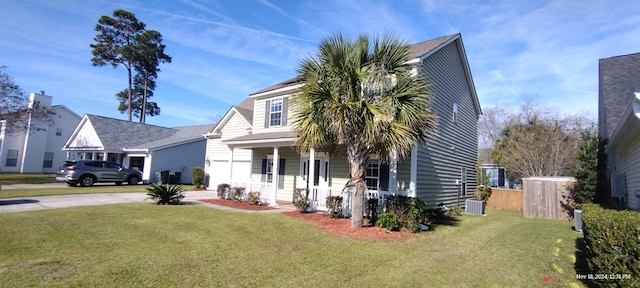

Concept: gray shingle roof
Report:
left=598, top=53, right=640, bottom=139
left=86, top=114, right=212, bottom=150
left=247, top=34, right=459, bottom=96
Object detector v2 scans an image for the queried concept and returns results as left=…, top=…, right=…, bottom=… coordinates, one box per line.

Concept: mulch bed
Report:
left=199, top=198, right=278, bottom=210
left=199, top=198, right=417, bottom=240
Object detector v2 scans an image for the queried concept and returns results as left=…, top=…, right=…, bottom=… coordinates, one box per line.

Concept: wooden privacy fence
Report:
left=523, top=177, right=575, bottom=220
left=485, top=188, right=523, bottom=212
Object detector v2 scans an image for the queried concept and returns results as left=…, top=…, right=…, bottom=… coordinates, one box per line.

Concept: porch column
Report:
left=308, top=148, right=315, bottom=189
left=229, top=147, right=235, bottom=185
left=409, top=144, right=418, bottom=198
left=272, top=146, right=279, bottom=206
left=389, top=148, right=398, bottom=193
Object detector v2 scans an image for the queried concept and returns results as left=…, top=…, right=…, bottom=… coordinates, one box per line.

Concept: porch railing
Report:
left=230, top=181, right=274, bottom=204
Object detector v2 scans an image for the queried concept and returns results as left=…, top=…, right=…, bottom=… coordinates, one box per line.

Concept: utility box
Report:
left=168, top=171, right=182, bottom=184
left=465, top=199, right=485, bottom=215
left=156, top=170, right=170, bottom=184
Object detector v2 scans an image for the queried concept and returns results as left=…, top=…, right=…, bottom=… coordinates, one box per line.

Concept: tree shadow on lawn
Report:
left=574, top=236, right=597, bottom=288
left=427, top=214, right=461, bottom=231
left=0, top=199, right=40, bottom=205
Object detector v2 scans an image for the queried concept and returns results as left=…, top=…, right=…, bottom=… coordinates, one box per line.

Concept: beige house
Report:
left=204, top=34, right=481, bottom=209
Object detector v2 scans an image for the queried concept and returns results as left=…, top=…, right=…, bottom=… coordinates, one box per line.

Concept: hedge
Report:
left=581, top=203, right=640, bottom=287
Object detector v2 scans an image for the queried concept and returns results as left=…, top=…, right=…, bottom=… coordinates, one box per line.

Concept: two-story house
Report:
left=0, top=93, right=81, bottom=173
left=204, top=33, right=481, bottom=209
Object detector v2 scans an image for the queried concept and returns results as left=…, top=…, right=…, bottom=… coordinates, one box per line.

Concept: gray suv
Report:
left=56, top=160, right=142, bottom=187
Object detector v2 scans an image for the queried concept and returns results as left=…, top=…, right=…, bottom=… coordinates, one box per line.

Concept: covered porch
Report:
left=223, top=138, right=417, bottom=211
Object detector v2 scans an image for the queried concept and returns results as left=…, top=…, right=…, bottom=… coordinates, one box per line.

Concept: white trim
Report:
left=268, top=97, right=284, bottom=127
left=389, top=148, right=398, bottom=193
left=410, top=145, right=418, bottom=197
left=271, top=146, right=279, bottom=206
left=250, top=83, right=304, bottom=98
left=222, top=137, right=296, bottom=146
left=309, top=148, right=315, bottom=188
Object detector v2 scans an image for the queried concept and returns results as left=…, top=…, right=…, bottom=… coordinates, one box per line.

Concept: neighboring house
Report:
left=599, top=53, right=640, bottom=210
left=478, top=148, right=510, bottom=188
left=205, top=33, right=481, bottom=209
left=0, top=93, right=81, bottom=173
left=62, top=114, right=212, bottom=184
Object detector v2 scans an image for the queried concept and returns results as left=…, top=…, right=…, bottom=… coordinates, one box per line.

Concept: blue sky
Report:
left=1, top=0, right=639, bottom=128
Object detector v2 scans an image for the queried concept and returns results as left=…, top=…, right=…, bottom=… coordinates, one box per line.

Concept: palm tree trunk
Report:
left=347, top=143, right=368, bottom=228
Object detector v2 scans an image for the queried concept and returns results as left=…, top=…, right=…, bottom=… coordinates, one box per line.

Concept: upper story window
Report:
left=270, top=98, right=283, bottom=127
left=264, top=97, right=288, bottom=128
left=56, top=128, right=62, bottom=136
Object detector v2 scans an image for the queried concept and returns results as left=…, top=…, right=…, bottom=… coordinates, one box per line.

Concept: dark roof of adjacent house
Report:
left=598, top=52, right=640, bottom=139
left=86, top=114, right=211, bottom=150
left=247, top=34, right=459, bottom=97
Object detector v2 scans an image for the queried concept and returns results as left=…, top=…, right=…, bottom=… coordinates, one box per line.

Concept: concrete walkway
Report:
left=0, top=189, right=293, bottom=214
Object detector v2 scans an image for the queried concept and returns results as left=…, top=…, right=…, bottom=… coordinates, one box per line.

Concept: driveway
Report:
left=0, top=190, right=287, bottom=213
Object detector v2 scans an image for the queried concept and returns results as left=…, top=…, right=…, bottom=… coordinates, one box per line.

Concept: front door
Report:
left=301, top=157, right=328, bottom=188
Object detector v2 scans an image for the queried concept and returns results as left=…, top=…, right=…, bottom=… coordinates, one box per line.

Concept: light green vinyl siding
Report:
left=251, top=147, right=300, bottom=202
left=415, top=38, right=479, bottom=207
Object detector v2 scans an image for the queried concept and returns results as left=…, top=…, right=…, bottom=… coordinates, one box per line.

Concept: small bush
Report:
left=217, top=183, right=230, bottom=199
left=191, top=167, right=205, bottom=188
left=293, top=188, right=310, bottom=213
left=231, top=187, right=245, bottom=201
left=476, top=185, right=492, bottom=201
left=376, top=212, right=399, bottom=231
left=247, top=192, right=261, bottom=205
left=445, top=205, right=463, bottom=217
left=383, top=195, right=430, bottom=233
left=146, top=183, right=184, bottom=205
left=325, top=196, right=343, bottom=218
left=366, top=197, right=379, bottom=224
left=582, top=203, right=640, bottom=287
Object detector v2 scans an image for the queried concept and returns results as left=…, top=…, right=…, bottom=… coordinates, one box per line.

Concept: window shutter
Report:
left=278, top=158, right=286, bottom=189
left=264, top=100, right=271, bottom=128
left=281, top=97, right=288, bottom=126
left=261, top=159, right=267, bottom=182
left=379, top=163, right=389, bottom=191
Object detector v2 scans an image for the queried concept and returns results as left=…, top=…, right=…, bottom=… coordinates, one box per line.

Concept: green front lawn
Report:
left=0, top=205, right=584, bottom=287
left=0, top=173, right=57, bottom=185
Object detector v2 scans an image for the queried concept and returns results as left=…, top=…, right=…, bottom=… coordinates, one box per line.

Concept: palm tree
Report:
left=292, top=33, right=436, bottom=228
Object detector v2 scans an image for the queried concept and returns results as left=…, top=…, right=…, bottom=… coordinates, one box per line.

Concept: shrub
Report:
left=293, top=188, right=310, bottom=213
left=445, top=205, right=463, bottom=217
left=231, top=187, right=245, bottom=201
left=146, top=183, right=184, bottom=205
left=216, top=183, right=230, bottom=199
left=582, top=203, right=640, bottom=287
left=383, top=195, right=430, bottom=233
left=376, top=212, right=399, bottom=231
left=247, top=192, right=261, bottom=205
left=366, top=197, right=379, bottom=224
left=191, top=166, right=205, bottom=188
left=325, top=196, right=343, bottom=218
left=476, top=185, right=492, bottom=201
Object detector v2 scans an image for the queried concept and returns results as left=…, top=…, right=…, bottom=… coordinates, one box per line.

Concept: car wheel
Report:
left=128, top=175, right=139, bottom=185
left=115, top=182, right=123, bottom=186
left=80, top=175, right=95, bottom=187
left=66, top=182, right=78, bottom=187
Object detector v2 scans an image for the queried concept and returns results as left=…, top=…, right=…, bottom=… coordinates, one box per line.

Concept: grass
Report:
left=0, top=183, right=198, bottom=199
left=0, top=173, right=57, bottom=185
left=0, top=205, right=585, bottom=287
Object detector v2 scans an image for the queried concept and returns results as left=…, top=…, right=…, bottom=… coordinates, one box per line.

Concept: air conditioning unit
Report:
left=465, top=199, right=485, bottom=215
left=574, top=209, right=583, bottom=233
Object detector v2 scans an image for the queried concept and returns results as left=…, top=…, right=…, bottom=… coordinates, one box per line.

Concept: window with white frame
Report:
left=43, top=152, right=54, bottom=168
left=269, top=98, right=283, bottom=127
left=6, top=149, right=18, bottom=167
left=365, top=159, right=379, bottom=190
